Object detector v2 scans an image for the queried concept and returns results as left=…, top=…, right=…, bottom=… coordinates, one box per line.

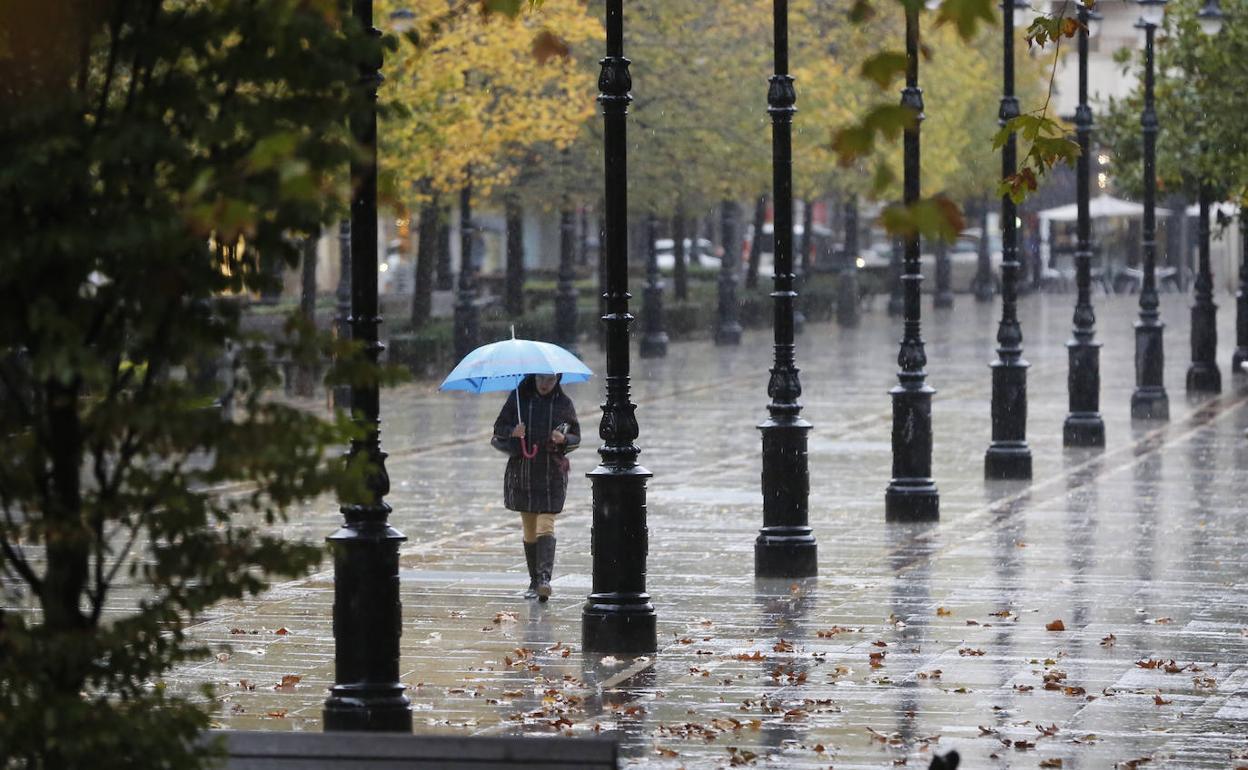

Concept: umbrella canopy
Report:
left=439, top=335, right=592, bottom=394
left=1183, top=201, right=1239, bottom=218
left=1038, top=194, right=1171, bottom=223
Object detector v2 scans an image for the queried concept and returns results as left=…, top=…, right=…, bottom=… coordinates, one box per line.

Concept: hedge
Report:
left=388, top=273, right=847, bottom=378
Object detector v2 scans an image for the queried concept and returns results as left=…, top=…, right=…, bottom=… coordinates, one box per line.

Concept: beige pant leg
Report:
left=520, top=512, right=538, bottom=544
left=534, top=513, right=556, bottom=538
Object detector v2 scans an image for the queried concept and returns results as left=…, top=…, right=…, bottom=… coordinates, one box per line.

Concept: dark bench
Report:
left=210, top=731, right=618, bottom=770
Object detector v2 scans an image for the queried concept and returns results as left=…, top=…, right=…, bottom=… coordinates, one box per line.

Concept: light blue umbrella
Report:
left=440, top=329, right=591, bottom=459
left=439, top=329, right=592, bottom=394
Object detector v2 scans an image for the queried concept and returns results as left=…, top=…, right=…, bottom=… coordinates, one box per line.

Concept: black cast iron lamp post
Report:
left=716, top=201, right=744, bottom=345
left=1064, top=0, right=1107, bottom=447
left=1187, top=0, right=1224, bottom=393
left=985, top=0, right=1035, bottom=480
left=1131, top=0, right=1170, bottom=420
left=885, top=0, right=939, bottom=522
left=1235, top=217, right=1248, bottom=376
left=756, top=0, right=816, bottom=578
left=640, top=213, right=669, bottom=358
left=323, top=0, right=412, bottom=731
left=582, top=0, right=657, bottom=654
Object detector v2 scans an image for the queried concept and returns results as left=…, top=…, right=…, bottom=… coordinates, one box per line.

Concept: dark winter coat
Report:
left=490, top=375, right=581, bottom=513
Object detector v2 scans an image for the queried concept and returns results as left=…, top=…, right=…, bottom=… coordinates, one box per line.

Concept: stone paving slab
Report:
left=61, top=292, right=1248, bottom=767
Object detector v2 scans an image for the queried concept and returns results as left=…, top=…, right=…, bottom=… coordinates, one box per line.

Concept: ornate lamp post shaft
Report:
left=885, top=2, right=939, bottom=522
left=837, top=196, right=861, bottom=327
left=582, top=0, right=657, bottom=654
left=1187, top=180, right=1221, bottom=392
left=639, top=213, right=669, bottom=358
left=971, top=197, right=996, bottom=301
left=454, top=183, right=480, bottom=360
left=555, top=203, right=580, bottom=354
left=934, top=235, right=954, bottom=308
left=716, top=201, right=744, bottom=345
left=1064, top=0, right=1106, bottom=447
left=324, top=0, right=411, bottom=732
left=1132, top=15, right=1169, bottom=420
left=986, top=0, right=1032, bottom=479
left=756, top=0, right=816, bottom=578
left=1235, top=218, right=1248, bottom=375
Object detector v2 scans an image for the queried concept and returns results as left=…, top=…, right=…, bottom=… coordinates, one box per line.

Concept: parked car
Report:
left=856, top=226, right=1002, bottom=293
left=653, top=237, right=719, bottom=271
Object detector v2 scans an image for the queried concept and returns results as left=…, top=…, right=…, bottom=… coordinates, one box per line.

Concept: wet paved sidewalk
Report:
left=173, top=292, right=1248, bottom=768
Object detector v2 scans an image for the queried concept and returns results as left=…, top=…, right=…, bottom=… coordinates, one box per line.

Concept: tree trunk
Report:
left=42, top=379, right=89, bottom=640
left=504, top=196, right=525, bottom=316
left=435, top=201, right=453, bottom=291
left=746, top=194, right=766, bottom=289
left=412, top=197, right=438, bottom=328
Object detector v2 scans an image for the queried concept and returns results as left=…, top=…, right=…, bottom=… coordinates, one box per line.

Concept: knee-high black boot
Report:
left=535, top=535, right=556, bottom=602
left=523, top=542, right=538, bottom=599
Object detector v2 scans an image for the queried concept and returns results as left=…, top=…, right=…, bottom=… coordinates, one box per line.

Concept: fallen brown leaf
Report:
left=1045, top=619, right=1066, bottom=632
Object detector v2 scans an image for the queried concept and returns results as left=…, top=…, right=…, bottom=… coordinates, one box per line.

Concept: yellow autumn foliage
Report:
left=378, top=0, right=601, bottom=200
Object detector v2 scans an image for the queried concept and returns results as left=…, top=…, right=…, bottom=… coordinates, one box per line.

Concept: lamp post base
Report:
left=1186, top=362, right=1222, bottom=394
left=639, top=333, right=668, bottom=359
left=323, top=524, right=412, bottom=733
left=715, top=324, right=743, bottom=346
left=986, top=358, right=1032, bottom=480
left=324, top=686, right=413, bottom=732
left=1064, top=339, right=1103, bottom=447
left=1233, top=347, right=1248, bottom=375
left=755, top=530, right=817, bottom=578
left=1131, top=387, right=1170, bottom=420
left=885, top=481, right=940, bottom=522
left=836, top=273, right=860, bottom=327
left=582, top=601, right=657, bottom=654
left=583, top=464, right=657, bottom=655
left=985, top=442, right=1033, bottom=480
left=1063, top=413, right=1106, bottom=447
left=971, top=275, right=995, bottom=302
left=1132, top=321, right=1169, bottom=420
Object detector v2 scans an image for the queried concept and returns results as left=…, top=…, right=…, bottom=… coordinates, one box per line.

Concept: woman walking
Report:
left=491, top=373, right=580, bottom=601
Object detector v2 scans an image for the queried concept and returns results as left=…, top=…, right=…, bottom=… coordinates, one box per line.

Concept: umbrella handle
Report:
left=520, top=436, right=540, bottom=459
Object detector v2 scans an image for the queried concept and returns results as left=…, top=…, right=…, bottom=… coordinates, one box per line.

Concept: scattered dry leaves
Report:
left=816, top=626, right=861, bottom=637
left=1045, top=619, right=1066, bottom=632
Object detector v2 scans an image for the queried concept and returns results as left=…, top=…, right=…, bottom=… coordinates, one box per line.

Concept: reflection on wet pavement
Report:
left=160, top=294, right=1248, bottom=767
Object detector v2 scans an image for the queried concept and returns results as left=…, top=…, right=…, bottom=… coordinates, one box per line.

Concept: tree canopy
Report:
left=0, top=2, right=384, bottom=766
left=1100, top=0, right=1248, bottom=202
